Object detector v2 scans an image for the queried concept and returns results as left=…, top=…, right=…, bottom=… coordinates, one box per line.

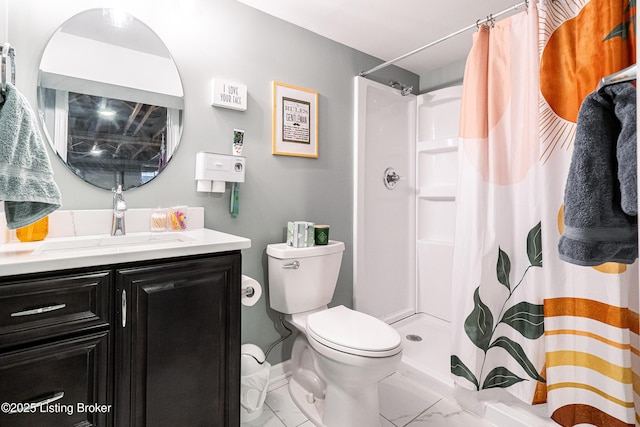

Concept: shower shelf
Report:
left=418, top=186, right=456, bottom=200
left=416, top=137, right=459, bottom=153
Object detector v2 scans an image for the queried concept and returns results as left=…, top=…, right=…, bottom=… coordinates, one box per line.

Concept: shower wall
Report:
left=353, top=76, right=416, bottom=323
left=415, top=86, right=462, bottom=321
left=353, top=77, right=461, bottom=325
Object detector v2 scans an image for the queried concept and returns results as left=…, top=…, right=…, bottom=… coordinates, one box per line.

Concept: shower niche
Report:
left=415, top=86, right=462, bottom=323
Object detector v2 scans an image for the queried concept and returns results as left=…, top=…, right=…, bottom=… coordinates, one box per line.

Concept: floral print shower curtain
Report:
left=451, top=3, right=544, bottom=405
left=452, top=0, right=639, bottom=425
left=539, top=0, right=637, bottom=425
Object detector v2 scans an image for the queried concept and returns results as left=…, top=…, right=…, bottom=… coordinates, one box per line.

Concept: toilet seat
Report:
left=306, top=305, right=402, bottom=358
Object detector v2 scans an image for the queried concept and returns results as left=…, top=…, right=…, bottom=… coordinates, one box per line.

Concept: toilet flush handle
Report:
left=282, top=261, right=300, bottom=269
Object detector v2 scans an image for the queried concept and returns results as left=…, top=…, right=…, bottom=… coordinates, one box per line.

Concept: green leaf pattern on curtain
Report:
left=452, top=222, right=545, bottom=391
left=497, top=248, right=512, bottom=290
left=482, top=366, right=526, bottom=389
left=451, top=355, right=479, bottom=389
left=603, top=0, right=636, bottom=41
left=500, top=302, right=544, bottom=340
left=463, top=287, right=494, bottom=352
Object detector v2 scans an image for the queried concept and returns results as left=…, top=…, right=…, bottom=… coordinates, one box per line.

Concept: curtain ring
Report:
left=525, top=0, right=529, bottom=13
left=476, top=18, right=482, bottom=29
left=487, top=14, right=495, bottom=28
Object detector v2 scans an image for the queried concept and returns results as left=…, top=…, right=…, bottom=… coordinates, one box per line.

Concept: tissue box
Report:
left=287, top=221, right=315, bottom=247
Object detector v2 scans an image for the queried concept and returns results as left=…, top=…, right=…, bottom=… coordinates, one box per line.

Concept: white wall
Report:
left=7, top=0, right=418, bottom=365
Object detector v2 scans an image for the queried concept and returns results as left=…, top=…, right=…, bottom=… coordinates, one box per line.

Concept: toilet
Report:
left=266, top=240, right=402, bottom=427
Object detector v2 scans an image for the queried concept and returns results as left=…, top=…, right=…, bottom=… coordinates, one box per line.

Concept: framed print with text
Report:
left=272, top=81, right=318, bottom=158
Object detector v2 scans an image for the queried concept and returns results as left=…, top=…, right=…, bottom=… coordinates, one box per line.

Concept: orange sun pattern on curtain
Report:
left=539, top=0, right=637, bottom=425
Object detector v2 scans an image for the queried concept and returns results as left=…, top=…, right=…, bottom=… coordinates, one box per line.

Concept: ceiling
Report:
left=237, top=0, right=525, bottom=76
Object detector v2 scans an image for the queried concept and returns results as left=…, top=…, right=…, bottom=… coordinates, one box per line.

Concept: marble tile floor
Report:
left=241, top=370, right=496, bottom=427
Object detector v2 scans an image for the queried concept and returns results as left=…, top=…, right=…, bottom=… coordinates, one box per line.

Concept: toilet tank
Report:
left=266, top=241, right=345, bottom=314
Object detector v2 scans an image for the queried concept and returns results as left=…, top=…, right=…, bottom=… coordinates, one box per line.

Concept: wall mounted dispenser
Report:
left=195, top=152, right=245, bottom=193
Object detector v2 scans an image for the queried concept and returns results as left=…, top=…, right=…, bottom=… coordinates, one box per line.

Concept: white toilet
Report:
left=266, top=240, right=402, bottom=427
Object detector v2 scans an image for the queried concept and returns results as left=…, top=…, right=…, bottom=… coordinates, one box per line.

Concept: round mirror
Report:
left=37, top=9, right=184, bottom=191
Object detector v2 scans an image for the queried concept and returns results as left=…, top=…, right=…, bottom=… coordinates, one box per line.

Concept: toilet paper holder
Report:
left=241, top=286, right=255, bottom=298
left=240, top=275, right=262, bottom=307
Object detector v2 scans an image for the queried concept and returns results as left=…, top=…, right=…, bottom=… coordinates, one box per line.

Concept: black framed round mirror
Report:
left=37, top=8, right=184, bottom=191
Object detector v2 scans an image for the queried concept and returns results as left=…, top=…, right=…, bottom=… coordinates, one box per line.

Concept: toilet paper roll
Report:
left=241, top=275, right=262, bottom=307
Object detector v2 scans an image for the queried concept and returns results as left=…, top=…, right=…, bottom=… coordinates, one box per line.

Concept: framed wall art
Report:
left=272, top=81, right=318, bottom=158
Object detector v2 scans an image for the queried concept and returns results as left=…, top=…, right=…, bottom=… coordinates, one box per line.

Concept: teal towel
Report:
left=0, top=83, right=62, bottom=229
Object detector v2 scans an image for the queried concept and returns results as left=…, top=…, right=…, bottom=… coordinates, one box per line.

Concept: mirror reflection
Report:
left=37, top=8, right=184, bottom=190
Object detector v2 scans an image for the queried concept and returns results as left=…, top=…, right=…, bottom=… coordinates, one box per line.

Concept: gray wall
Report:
left=419, top=59, right=466, bottom=93
left=8, top=0, right=418, bottom=365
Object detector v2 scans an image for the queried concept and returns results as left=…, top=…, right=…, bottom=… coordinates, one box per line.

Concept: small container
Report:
left=16, top=216, right=49, bottom=242
left=169, top=206, right=188, bottom=230
left=150, top=208, right=168, bottom=232
left=288, top=221, right=314, bottom=247
left=314, top=225, right=330, bottom=245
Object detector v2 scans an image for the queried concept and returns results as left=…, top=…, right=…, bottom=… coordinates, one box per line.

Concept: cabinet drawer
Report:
left=0, top=331, right=110, bottom=427
left=0, top=271, right=110, bottom=349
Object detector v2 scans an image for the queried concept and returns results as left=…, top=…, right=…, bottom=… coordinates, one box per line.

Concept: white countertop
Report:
left=0, top=228, right=251, bottom=278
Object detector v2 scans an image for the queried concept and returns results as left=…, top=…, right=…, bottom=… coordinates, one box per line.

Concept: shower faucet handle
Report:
left=383, top=167, right=402, bottom=190
left=387, top=172, right=401, bottom=183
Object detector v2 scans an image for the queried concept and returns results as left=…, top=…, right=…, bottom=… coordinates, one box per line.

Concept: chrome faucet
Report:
left=111, top=185, right=127, bottom=236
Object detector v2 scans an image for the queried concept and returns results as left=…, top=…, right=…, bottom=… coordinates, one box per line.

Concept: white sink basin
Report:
left=34, top=232, right=197, bottom=254
left=0, top=207, right=252, bottom=278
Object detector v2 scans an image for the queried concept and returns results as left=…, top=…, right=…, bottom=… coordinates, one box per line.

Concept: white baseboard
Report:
left=267, top=360, right=291, bottom=392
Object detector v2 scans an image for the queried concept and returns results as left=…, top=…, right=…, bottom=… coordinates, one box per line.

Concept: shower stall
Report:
left=353, top=76, right=554, bottom=426
left=354, top=75, right=459, bottom=389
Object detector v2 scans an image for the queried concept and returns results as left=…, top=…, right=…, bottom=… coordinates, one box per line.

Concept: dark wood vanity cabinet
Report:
left=0, top=251, right=242, bottom=427
left=115, top=253, right=241, bottom=427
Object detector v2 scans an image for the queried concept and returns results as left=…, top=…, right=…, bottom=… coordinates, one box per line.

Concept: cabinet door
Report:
left=0, top=331, right=110, bottom=427
left=115, top=254, right=241, bottom=427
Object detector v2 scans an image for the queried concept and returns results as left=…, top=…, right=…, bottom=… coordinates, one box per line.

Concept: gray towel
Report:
left=558, top=82, right=637, bottom=266
left=0, top=82, right=62, bottom=229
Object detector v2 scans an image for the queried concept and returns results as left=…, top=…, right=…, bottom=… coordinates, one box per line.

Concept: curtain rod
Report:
left=359, top=1, right=528, bottom=77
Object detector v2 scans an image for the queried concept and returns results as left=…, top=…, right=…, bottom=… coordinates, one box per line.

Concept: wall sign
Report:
left=211, top=79, right=247, bottom=111
left=272, top=81, right=318, bottom=158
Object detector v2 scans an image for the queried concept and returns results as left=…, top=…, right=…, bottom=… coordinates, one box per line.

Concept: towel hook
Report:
left=1, top=42, right=15, bottom=94
left=1, top=43, right=8, bottom=94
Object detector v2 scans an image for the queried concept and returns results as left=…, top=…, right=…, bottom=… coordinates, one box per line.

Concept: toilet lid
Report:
left=306, top=306, right=402, bottom=357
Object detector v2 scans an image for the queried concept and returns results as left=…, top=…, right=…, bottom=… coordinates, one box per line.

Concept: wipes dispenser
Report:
left=240, top=344, right=271, bottom=422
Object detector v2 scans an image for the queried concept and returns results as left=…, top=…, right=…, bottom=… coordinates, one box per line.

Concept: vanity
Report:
left=0, top=224, right=251, bottom=427
left=0, top=5, right=253, bottom=425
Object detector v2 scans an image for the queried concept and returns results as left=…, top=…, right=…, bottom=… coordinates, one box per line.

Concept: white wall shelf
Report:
left=418, top=186, right=456, bottom=200
left=417, top=137, right=459, bottom=154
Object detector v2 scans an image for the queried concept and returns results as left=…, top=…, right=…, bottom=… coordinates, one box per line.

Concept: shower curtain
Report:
left=539, top=0, right=637, bottom=425
left=451, top=0, right=639, bottom=426
left=450, top=4, right=544, bottom=406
